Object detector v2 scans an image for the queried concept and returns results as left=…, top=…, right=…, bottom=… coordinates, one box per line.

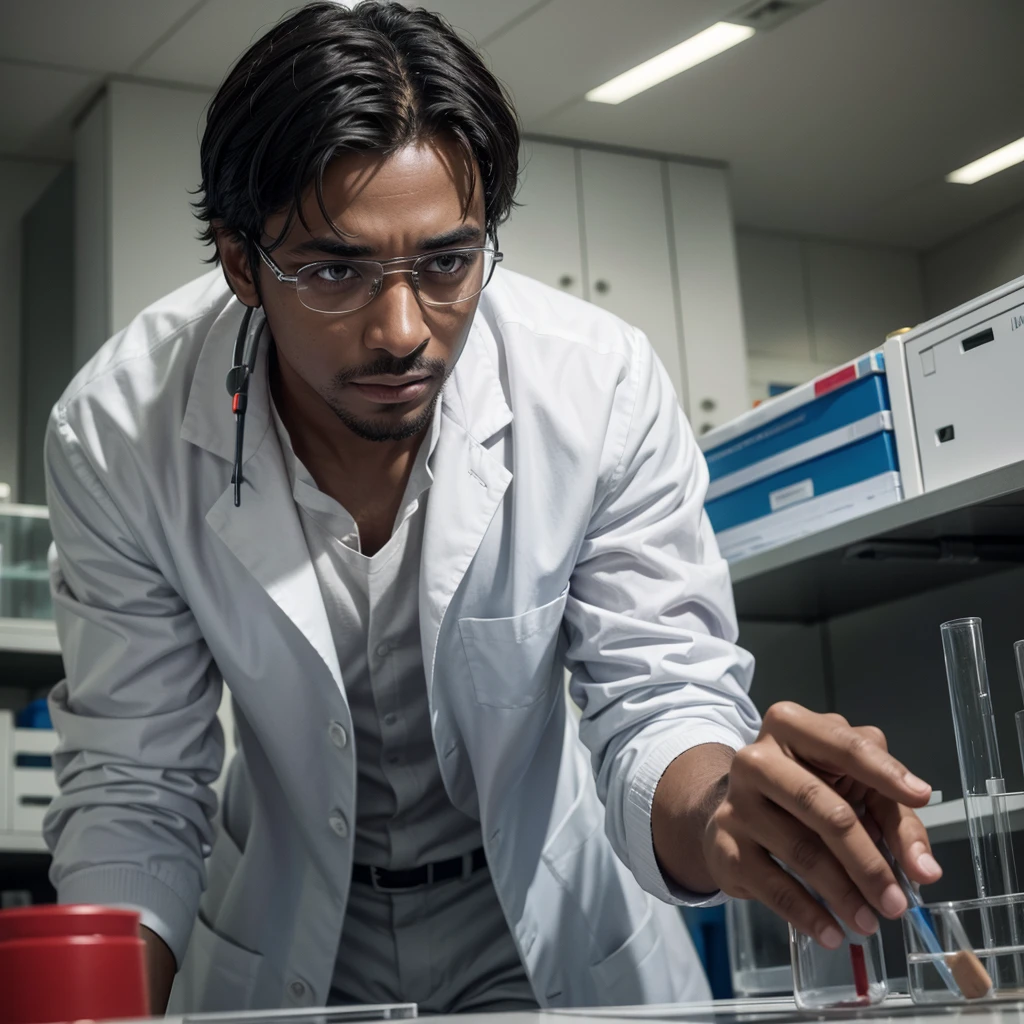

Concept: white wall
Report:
left=21, top=167, right=75, bottom=505
left=74, top=81, right=212, bottom=366
left=109, top=81, right=211, bottom=334
left=74, top=95, right=109, bottom=372
left=736, top=228, right=926, bottom=404
left=922, top=201, right=1024, bottom=318
left=0, top=158, right=64, bottom=497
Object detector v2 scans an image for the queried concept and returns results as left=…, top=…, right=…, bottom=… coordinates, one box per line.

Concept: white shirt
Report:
left=270, top=394, right=482, bottom=869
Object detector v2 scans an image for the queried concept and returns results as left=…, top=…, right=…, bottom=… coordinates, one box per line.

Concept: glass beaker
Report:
left=726, top=898, right=793, bottom=997
left=905, top=893, right=1024, bottom=1004
left=790, top=920, right=887, bottom=1010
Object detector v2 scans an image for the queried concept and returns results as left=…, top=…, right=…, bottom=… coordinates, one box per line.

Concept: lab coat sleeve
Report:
left=563, top=327, right=761, bottom=906
left=42, top=405, right=223, bottom=966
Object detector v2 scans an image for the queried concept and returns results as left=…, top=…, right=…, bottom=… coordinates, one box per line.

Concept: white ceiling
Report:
left=1, top=0, right=1022, bottom=250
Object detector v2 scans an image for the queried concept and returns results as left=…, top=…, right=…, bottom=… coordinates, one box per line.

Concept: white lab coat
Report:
left=43, top=268, right=759, bottom=1012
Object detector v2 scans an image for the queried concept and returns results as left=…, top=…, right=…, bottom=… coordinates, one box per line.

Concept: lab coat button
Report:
left=289, top=980, right=307, bottom=999
left=329, top=721, right=348, bottom=750
left=329, top=812, right=349, bottom=838
left=375, top=642, right=390, bottom=657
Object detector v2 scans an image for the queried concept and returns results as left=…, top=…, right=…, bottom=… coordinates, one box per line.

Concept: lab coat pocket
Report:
left=459, top=586, right=569, bottom=709
left=590, top=902, right=662, bottom=1003
left=170, top=912, right=263, bottom=1013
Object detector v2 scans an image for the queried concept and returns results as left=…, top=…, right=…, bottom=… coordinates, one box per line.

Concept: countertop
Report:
left=132, top=994, right=1024, bottom=1024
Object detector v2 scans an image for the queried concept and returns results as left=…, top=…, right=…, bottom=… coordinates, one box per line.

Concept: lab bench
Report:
left=101, top=996, right=1024, bottom=1024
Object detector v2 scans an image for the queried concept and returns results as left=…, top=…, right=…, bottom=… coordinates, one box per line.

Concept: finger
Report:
left=762, top=702, right=932, bottom=807
left=741, top=793, right=880, bottom=936
left=733, top=737, right=907, bottom=919
left=867, top=791, right=942, bottom=886
left=831, top=727, right=889, bottom=803
left=720, top=840, right=846, bottom=950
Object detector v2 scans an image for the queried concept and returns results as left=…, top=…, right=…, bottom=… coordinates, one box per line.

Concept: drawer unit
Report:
left=0, top=710, right=58, bottom=835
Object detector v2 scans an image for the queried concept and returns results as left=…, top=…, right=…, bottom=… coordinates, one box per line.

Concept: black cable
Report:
left=225, top=306, right=265, bottom=507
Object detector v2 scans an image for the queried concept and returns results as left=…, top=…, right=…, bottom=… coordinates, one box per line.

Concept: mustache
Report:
left=332, top=349, right=448, bottom=387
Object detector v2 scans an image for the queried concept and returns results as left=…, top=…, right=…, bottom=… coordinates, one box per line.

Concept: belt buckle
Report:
left=369, top=865, right=433, bottom=893
left=369, top=866, right=404, bottom=894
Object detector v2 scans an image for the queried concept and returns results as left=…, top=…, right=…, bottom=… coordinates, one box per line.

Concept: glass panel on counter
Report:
left=0, top=505, right=53, bottom=620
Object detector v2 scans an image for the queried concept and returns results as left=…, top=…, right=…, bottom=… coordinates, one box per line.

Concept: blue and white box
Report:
left=699, top=351, right=903, bottom=562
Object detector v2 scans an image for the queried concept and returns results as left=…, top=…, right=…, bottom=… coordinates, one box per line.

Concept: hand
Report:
left=141, top=925, right=176, bottom=1014
left=702, top=702, right=941, bottom=949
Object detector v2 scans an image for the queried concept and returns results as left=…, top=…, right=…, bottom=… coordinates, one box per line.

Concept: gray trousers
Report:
left=329, top=866, right=538, bottom=1014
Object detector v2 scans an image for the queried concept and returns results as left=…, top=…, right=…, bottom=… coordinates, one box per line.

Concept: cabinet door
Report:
left=497, top=140, right=585, bottom=299
left=667, top=162, right=749, bottom=434
left=578, top=149, right=685, bottom=405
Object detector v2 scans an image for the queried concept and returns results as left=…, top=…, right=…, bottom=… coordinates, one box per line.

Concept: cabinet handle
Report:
left=594, top=279, right=610, bottom=295
left=699, top=423, right=713, bottom=435
left=700, top=397, right=717, bottom=412
left=558, top=274, right=574, bottom=289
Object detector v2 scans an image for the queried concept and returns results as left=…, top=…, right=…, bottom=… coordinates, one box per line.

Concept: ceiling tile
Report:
left=482, top=0, right=737, bottom=123
left=136, top=0, right=550, bottom=90
left=0, top=0, right=202, bottom=74
left=0, top=63, right=99, bottom=160
left=426, top=0, right=548, bottom=45
left=134, top=0, right=303, bottom=87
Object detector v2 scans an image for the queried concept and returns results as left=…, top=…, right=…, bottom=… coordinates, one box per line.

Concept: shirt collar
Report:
left=270, top=388, right=442, bottom=522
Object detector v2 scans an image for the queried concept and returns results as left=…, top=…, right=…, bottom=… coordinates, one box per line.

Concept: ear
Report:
left=214, top=224, right=261, bottom=308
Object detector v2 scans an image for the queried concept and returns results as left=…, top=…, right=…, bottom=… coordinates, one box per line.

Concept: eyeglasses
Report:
left=254, top=242, right=503, bottom=315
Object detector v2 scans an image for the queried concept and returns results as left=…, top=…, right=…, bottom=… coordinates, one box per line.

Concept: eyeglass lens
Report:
left=294, top=249, right=495, bottom=313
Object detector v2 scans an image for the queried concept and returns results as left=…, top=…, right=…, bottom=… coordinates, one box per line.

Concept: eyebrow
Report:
left=287, top=224, right=484, bottom=261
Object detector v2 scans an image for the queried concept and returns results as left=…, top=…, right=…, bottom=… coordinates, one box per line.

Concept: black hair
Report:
left=195, top=0, right=520, bottom=264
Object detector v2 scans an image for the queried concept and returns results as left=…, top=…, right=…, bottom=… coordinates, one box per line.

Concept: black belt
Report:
left=352, top=848, right=487, bottom=892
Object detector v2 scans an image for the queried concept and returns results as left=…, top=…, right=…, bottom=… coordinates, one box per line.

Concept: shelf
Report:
left=0, top=618, right=59, bottom=654
left=0, top=830, right=48, bottom=853
left=918, top=794, right=1024, bottom=844
left=731, top=459, right=1024, bottom=622
left=1, top=566, right=50, bottom=582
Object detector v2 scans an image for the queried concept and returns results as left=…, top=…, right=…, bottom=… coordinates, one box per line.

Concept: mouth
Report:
left=347, top=375, right=434, bottom=405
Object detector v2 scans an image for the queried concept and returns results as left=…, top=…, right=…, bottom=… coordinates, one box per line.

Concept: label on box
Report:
left=769, top=478, right=814, bottom=512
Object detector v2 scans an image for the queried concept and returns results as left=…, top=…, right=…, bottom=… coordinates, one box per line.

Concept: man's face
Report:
left=255, top=137, right=486, bottom=442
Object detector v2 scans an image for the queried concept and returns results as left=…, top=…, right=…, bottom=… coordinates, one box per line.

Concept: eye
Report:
left=424, top=251, right=472, bottom=275
left=314, top=262, right=360, bottom=283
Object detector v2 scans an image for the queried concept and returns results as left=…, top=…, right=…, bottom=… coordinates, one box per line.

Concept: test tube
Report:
left=1014, top=641, right=1024, bottom=785
left=941, top=617, right=1019, bottom=901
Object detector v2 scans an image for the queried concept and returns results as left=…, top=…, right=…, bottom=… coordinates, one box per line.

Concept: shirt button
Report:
left=329, top=812, right=349, bottom=838
left=384, top=712, right=398, bottom=727
left=387, top=754, right=401, bottom=766
left=375, top=642, right=390, bottom=657
left=328, top=721, right=348, bottom=750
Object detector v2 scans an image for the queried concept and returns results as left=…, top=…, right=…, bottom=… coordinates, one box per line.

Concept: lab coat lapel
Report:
left=182, top=300, right=343, bottom=692
left=421, top=322, right=512, bottom=695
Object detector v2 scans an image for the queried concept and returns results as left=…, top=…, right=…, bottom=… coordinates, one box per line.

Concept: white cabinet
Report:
left=498, top=139, right=750, bottom=426
left=578, top=149, right=685, bottom=405
left=667, top=162, right=749, bottom=433
left=498, top=140, right=585, bottom=299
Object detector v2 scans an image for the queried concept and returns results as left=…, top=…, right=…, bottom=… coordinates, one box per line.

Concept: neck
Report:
left=269, top=344, right=427, bottom=484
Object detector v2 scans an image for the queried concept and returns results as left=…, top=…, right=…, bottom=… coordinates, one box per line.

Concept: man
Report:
left=44, top=1, right=940, bottom=1015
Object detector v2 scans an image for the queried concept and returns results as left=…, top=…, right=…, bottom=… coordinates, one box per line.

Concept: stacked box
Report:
left=699, top=351, right=902, bottom=562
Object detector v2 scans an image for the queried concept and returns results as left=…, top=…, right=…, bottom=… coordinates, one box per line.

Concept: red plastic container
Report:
left=0, top=905, right=149, bottom=1024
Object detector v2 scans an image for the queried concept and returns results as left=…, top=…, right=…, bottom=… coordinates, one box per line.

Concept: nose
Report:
left=362, top=271, right=429, bottom=358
